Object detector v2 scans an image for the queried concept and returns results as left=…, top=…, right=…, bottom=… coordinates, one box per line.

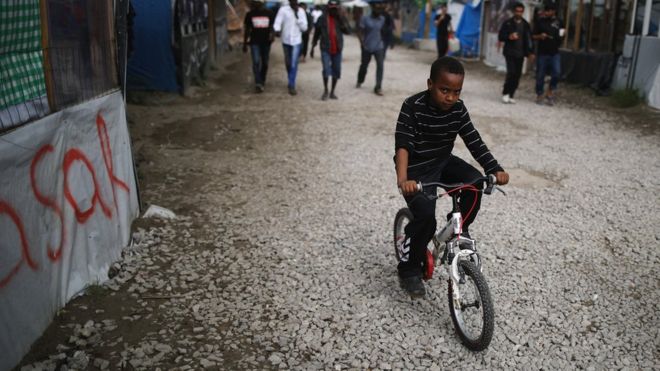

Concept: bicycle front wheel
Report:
left=447, top=260, right=494, bottom=351
left=393, top=208, right=413, bottom=262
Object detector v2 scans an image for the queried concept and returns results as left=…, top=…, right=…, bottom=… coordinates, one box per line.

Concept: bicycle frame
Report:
left=429, top=193, right=481, bottom=285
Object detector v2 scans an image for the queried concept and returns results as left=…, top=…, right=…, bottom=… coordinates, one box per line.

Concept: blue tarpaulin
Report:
left=455, top=0, right=481, bottom=58
left=127, top=0, right=179, bottom=92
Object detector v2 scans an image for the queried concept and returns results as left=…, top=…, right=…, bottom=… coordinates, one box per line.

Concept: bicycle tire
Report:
left=447, top=260, right=494, bottom=351
left=393, top=208, right=414, bottom=262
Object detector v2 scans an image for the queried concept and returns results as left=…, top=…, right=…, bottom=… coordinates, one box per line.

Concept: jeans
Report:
left=502, top=55, right=524, bottom=98
left=282, top=43, right=302, bottom=88
left=250, top=43, right=271, bottom=86
left=535, top=54, right=560, bottom=96
left=321, top=51, right=342, bottom=79
left=357, top=48, right=384, bottom=90
left=398, top=156, right=483, bottom=278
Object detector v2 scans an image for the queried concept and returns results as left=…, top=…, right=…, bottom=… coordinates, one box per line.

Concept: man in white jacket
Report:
left=273, top=0, right=308, bottom=95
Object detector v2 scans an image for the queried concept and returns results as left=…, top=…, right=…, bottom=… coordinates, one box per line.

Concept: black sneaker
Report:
left=399, top=275, right=426, bottom=298
left=321, top=91, right=329, bottom=100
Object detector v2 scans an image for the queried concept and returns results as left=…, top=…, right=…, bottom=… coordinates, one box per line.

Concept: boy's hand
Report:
left=494, top=171, right=509, bottom=185
left=398, top=180, right=418, bottom=196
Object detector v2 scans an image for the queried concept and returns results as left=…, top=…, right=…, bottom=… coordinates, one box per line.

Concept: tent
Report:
left=454, top=0, right=481, bottom=57
left=126, top=1, right=179, bottom=92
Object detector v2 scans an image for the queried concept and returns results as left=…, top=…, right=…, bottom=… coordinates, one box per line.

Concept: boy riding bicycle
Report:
left=395, top=57, right=509, bottom=298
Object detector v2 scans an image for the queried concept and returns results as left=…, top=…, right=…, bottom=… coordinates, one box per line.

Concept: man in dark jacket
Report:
left=498, top=2, right=533, bottom=104
left=311, top=0, right=350, bottom=100
left=532, top=3, right=564, bottom=105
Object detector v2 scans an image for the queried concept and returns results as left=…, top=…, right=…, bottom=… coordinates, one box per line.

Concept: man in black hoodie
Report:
left=498, top=2, right=533, bottom=104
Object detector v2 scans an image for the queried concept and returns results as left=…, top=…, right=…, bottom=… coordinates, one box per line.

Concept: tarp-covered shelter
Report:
left=0, top=1, right=139, bottom=369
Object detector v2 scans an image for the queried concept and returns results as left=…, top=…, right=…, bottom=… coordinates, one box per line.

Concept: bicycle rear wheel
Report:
left=447, top=260, right=494, bottom=351
left=393, top=208, right=413, bottom=262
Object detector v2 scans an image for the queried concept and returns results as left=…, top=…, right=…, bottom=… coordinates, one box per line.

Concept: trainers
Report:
left=502, top=94, right=510, bottom=104
left=399, top=275, right=426, bottom=298
left=330, top=92, right=338, bottom=99
left=288, top=87, right=297, bottom=96
left=256, top=84, right=264, bottom=93
left=546, top=95, right=555, bottom=106
left=509, top=97, right=516, bottom=104
left=355, top=82, right=362, bottom=88
left=374, top=88, right=384, bottom=96
left=321, top=91, right=329, bottom=101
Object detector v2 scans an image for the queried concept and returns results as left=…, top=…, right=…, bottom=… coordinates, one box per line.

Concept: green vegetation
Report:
left=85, top=283, right=107, bottom=297
left=610, top=89, right=643, bottom=108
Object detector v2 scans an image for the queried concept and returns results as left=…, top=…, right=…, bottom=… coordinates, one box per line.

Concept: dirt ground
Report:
left=16, top=36, right=660, bottom=370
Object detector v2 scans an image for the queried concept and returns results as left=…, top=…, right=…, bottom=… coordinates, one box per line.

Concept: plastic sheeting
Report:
left=646, top=65, right=660, bottom=109
left=0, top=92, right=139, bottom=370
left=559, top=50, right=617, bottom=94
left=455, top=0, right=482, bottom=58
left=127, top=0, right=179, bottom=92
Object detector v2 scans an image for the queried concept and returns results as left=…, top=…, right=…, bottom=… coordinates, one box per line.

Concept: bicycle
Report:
left=393, top=174, right=506, bottom=351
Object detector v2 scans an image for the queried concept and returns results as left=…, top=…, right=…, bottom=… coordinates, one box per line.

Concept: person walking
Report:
left=532, top=3, right=564, bottom=105
left=381, top=5, right=395, bottom=59
left=497, top=2, right=533, bottom=104
left=243, top=0, right=274, bottom=93
left=434, top=3, right=452, bottom=58
left=310, top=0, right=350, bottom=100
left=299, top=3, right=314, bottom=63
left=274, top=0, right=308, bottom=95
left=356, top=1, right=386, bottom=96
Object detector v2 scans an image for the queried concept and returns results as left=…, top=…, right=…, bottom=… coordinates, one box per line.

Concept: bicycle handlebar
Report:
left=416, top=174, right=506, bottom=196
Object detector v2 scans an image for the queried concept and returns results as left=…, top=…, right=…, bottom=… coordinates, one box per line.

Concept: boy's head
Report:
left=427, top=57, right=465, bottom=110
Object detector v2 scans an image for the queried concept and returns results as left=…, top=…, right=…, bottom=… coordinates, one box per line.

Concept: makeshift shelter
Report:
left=482, top=0, right=650, bottom=93
left=126, top=0, right=230, bottom=94
left=454, top=0, right=482, bottom=57
left=0, top=2, right=139, bottom=370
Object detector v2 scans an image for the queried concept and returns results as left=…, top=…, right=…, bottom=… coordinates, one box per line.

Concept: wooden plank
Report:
left=209, top=0, right=216, bottom=64
left=586, top=0, right=596, bottom=50
left=39, top=0, right=55, bottom=111
left=573, top=0, right=584, bottom=50
left=564, top=0, right=571, bottom=48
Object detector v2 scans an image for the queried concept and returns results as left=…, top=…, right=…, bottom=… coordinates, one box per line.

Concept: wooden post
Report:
left=39, top=0, right=55, bottom=111
left=208, top=0, right=217, bottom=64
left=564, top=0, right=571, bottom=49
left=423, top=0, right=432, bottom=39
left=586, top=0, right=595, bottom=51
left=573, top=0, right=583, bottom=50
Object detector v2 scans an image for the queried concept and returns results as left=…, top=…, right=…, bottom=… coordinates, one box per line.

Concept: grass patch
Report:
left=610, top=89, right=643, bottom=108
left=85, top=283, right=108, bottom=297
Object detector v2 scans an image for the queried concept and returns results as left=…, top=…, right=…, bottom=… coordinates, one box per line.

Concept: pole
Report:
left=573, top=0, right=583, bottom=50
left=629, top=0, right=638, bottom=33
left=424, top=0, right=432, bottom=39
left=642, top=0, right=651, bottom=35
left=564, top=0, right=570, bottom=48
left=208, top=0, right=216, bottom=65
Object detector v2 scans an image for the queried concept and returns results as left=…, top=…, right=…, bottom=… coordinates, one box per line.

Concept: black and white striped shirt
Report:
left=395, top=91, right=503, bottom=176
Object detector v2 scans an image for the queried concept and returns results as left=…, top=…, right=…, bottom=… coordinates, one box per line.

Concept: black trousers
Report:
left=503, top=55, right=524, bottom=98
left=398, top=156, right=483, bottom=278
left=301, top=32, right=310, bottom=58
left=436, top=37, right=448, bottom=59
left=357, top=48, right=384, bottom=90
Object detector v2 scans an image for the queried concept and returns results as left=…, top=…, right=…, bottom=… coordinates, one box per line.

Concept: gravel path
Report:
left=18, top=36, right=659, bottom=370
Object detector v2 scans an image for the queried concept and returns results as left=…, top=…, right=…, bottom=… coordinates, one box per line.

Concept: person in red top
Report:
left=310, top=0, right=350, bottom=100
